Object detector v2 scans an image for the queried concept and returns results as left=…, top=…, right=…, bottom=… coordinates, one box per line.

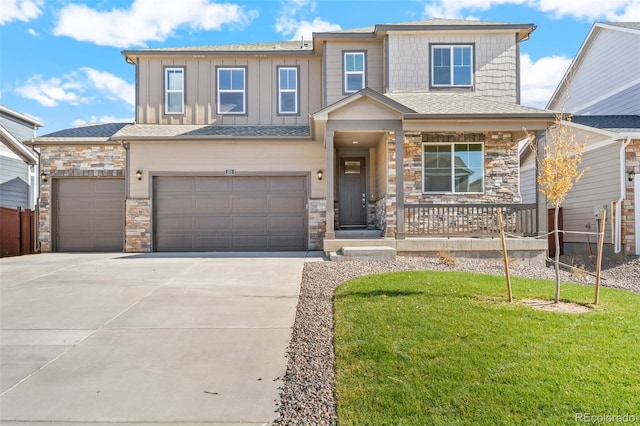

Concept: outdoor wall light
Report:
left=136, top=170, right=143, bottom=181
left=317, top=169, right=324, bottom=181
left=40, top=172, right=48, bottom=183
left=629, top=169, right=636, bottom=182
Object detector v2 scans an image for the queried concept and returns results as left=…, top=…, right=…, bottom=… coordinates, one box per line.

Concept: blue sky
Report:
left=1, top=0, right=638, bottom=135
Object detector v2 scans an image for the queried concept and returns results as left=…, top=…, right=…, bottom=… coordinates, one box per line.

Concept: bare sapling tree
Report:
left=528, top=116, right=588, bottom=303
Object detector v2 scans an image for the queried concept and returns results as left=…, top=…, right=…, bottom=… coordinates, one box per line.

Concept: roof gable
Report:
left=314, top=88, right=413, bottom=121
left=547, top=22, right=640, bottom=110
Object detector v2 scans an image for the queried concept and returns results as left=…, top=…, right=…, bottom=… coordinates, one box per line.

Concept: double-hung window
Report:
left=423, top=143, right=483, bottom=193
left=164, top=67, right=184, bottom=115
left=278, top=66, right=298, bottom=114
left=344, top=51, right=365, bottom=93
left=217, top=67, right=246, bottom=114
left=431, top=45, right=473, bottom=87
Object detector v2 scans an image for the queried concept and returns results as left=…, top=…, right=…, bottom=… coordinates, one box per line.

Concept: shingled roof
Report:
left=572, top=115, right=640, bottom=133
left=112, top=124, right=311, bottom=139
left=35, top=122, right=130, bottom=142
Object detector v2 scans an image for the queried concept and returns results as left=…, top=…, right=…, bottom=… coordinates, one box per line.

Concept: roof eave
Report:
left=405, top=112, right=557, bottom=120
left=111, top=135, right=312, bottom=141
left=0, top=105, right=44, bottom=128
left=0, top=126, right=39, bottom=164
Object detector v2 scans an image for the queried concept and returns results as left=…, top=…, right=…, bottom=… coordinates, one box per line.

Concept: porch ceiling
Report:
left=334, top=130, right=385, bottom=148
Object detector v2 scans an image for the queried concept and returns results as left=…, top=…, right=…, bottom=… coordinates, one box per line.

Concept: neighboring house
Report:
left=0, top=105, right=41, bottom=209
left=33, top=19, right=555, bottom=256
left=541, top=22, right=640, bottom=257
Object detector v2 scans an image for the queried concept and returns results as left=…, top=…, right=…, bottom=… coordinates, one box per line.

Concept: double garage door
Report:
left=154, top=176, right=307, bottom=251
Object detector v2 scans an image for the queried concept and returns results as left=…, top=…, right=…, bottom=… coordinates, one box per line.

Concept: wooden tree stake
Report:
left=594, top=209, right=606, bottom=305
left=497, top=208, right=513, bottom=302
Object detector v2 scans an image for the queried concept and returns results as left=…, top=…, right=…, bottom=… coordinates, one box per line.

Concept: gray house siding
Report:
left=575, top=83, right=640, bottom=115
left=0, top=156, right=30, bottom=209
left=562, top=142, right=621, bottom=246
left=0, top=113, right=36, bottom=143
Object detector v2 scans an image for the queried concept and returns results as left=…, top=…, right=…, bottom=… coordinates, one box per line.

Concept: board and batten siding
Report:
left=386, top=32, right=518, bottom=103
left=324, top=40, right=384, bottom=106
left=561, top=142, right=621, bottom=244
left=136, top=56, right=322, bottom=125
left=552, top=28, right=640, bottom=113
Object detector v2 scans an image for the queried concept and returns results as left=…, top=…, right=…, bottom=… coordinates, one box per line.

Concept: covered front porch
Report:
left=313, top=89, right=553, bottom=263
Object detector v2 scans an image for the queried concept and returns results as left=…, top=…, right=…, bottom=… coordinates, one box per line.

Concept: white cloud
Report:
left=72, top=115, right=134, bottom=127
left=276, top=17, right=341, bottom=41
left=15, top=73, right=89, bottom=107
left=423, top=0, right=639, bottom=21
left=27, top=27, right=38, bottom=36
left=423, top=0, right=528, bottom=19
left=520, top=53, right=572, bottom=109
left=15, top=69, right=134, bottom=108
left=538, top=0, right=639, bottom=21
left=53, top=0, right=258, bottom=48
left=275, top=0, right=340, bottom=40
left=0, top=0, right=42, bottom=25
left=82, top=68, right=135, bottom=107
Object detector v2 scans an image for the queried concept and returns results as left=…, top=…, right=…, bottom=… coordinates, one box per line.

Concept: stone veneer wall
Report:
left=125, top=199, right=151, bottom=252
left=309, top=198, right=326, bottom=250
left=38, top=145, right=126, bottom=252
left=384, top=131, right=520, bottom=237
left=623, top=139, right=640, bottom=255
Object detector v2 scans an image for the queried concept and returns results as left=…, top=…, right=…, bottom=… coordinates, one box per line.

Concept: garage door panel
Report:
left=55, top=179, right=125, bottom=252
left=155, top=176, right=306, bottom=251
left=269, top=177, right=306, bottom=192
left=195, top=198, right=230, bottom=212
left=233, top=197, right=268, bottom=211
left=269, top=197, right=305, bottom=213
left=157, top=177, right=194, bottom=192
left=195, top=216, right=231, bottom=230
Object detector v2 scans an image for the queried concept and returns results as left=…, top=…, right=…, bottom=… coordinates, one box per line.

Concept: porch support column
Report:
left=395, top=130, right=406, bottom=239
left=325, top=129, right=335, bottom=240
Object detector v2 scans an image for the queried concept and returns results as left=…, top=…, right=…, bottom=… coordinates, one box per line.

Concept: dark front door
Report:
left=339, top=157, right=367, bottom=227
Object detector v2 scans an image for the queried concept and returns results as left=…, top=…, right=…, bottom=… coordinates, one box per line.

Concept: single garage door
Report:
left=154, top=176, right=307, bottom=251
left=54, top=179, right=125, bottom=252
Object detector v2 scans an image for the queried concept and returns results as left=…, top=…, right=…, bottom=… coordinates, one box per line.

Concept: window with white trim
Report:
left=423, top=143, right=483, bottom=193
left=344, top=51, right=365, bottom=93
left=217, top=67, right=246, bottom=114
left=164, top=67, right=184, bottom=114
left=278, top=67, right=298, bottom=114
left=431, top=45, right=473, bottom=87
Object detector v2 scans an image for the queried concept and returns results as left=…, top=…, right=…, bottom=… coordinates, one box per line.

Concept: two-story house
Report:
left=33, top=19, right=555, bottom=257
left=533, top=22, right=640, bottom=258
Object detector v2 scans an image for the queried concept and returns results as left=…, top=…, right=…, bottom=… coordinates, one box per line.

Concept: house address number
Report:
left=225, top=169, right=236, bottom=176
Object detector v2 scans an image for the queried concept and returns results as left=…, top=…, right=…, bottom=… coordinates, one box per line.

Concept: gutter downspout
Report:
left=615, top=136, right=632, bottom=254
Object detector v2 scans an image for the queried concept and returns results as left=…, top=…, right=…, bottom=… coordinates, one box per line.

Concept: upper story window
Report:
left=278, top=66, right=298, bottom=115
left=423, top=143, right=483, bottom=193
left=431, top=45, right=473, bottom=87
left=344, top=51, right=365, bottom=93
left=164, top=67, right=184, bottom=115
left=217, top=67, right=246, bottom=114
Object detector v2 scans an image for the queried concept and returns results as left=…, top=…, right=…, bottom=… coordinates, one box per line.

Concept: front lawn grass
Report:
left=334, top=271, right=640, bottom=425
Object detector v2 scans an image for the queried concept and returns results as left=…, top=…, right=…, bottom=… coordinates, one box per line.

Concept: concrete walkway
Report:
left=0, top=252, right=321, bottom=425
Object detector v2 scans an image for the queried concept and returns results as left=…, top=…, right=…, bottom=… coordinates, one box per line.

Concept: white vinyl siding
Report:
left=278, top=67, right=298, bottom=114
left=432, top=45, right=473, bottom=87
left=423, top=143, right=483, bottom=193
left=164, top=67, right=184, bottom=114
left=217, top=67, right=246, bottom=115
left=344, top=51, right=365, bottom=93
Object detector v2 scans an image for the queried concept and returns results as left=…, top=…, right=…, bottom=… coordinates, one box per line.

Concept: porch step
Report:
left=335, top=229, right=382, bottom=239
left=330, top=246, right=397, bottom=262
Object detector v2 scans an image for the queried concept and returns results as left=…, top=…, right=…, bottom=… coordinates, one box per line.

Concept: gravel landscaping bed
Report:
left=274, top=255, right=640, bottom=425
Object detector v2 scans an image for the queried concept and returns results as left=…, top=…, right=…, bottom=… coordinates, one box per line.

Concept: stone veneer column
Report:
left=308, top=199, right=326, bottom=250
left=623, top=139, right=640, bottom=255
left=125, top=199, right=151, bottom=252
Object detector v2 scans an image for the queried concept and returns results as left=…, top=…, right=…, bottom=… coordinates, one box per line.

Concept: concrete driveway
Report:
left=0, top=252, right=319, bottom=425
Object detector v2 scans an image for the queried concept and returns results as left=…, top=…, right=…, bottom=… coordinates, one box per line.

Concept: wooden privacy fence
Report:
left=404, top=203, right=538, bottom=237
left=0, top=207, right=35, bottom=257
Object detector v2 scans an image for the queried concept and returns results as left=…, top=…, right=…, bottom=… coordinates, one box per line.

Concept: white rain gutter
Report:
left=615, top=136, right=632, bottom=253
